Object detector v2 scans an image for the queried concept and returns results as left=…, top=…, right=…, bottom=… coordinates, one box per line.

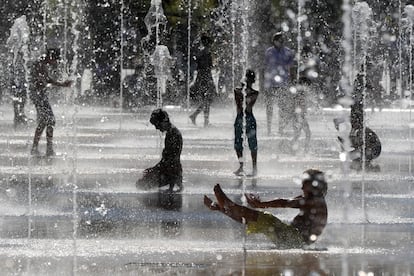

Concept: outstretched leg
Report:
left=204, top=184, right=259, bottom=224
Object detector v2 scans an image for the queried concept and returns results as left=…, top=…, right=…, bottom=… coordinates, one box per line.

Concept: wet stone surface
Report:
left=0, top=105, right=413, bottom=275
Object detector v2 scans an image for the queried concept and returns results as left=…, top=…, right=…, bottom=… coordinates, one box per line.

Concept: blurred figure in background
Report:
left=189, top=34, right=216, bottom=127
left=264, top=32, right=295, bottom=136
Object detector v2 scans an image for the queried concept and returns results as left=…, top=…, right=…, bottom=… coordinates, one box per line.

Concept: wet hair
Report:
left=200, top=34, right=212, bottom=47
left=302, top=169, right=328, bottom=197
left=245, top=69, right=255, bottom=83
left=45, top=48, right=61, bottom=60
left=150, top=109, right=169, bottom=125
left=272, top=32, right=283, bottom=42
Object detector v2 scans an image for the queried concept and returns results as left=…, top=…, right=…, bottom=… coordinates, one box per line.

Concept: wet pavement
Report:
left=0, top=103, right=413, bottom=275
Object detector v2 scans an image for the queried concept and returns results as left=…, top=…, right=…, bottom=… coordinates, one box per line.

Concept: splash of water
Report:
left=142, top=0, right=171, bottom=108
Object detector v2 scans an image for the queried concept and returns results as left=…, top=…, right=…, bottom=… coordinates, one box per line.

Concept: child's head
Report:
left=301, top=169, right=327, bottom=197
left=245, top=69, right=256, bottom=84
left=150, top=109, right=170, bottom=131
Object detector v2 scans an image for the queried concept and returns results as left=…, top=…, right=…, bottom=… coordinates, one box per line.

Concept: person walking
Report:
left=29, top=48, right=72, bottom=156
left=233, top=69, right=259, bottom=176
left=264, top=32, right=295, bottom=136
left=189, top=34, right=216, bottom=127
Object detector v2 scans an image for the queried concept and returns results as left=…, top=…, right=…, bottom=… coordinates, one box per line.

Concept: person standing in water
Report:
left=233, top=69, right=259, bottom=176
left=189, top=34, right=216, bottom=127
left=264, top=32, right=295, bottom=136
left=30, top=48, right=72, bottom=156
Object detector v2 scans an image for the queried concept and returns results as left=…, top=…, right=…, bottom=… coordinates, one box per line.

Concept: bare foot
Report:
left=213, top=184, right=234, bottom=208
left=204, top=195, right=220, bottom=211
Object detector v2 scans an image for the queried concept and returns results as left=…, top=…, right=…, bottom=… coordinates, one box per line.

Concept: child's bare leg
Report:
left=213, top=184, right=259, bottom=224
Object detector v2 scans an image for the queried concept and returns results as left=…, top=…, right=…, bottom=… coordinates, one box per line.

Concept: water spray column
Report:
left=340, top=0, right=353, bottom=274
left=42, top=0, right=48, bottom=51
left=405, top=5, right=414, bottom=175
left=152, top=45, right=172, bottom=108
left=352, top=1, right=373, bottom=223
left=297, top=0, right=305, bottom=83
left=6, top=15, right=32, bottom=238
left=240, top=0, right=251, bottom=274
left=69, top=0, right=83, bottom=272
left=231, top=0, right=237, bottom=98
left=186, top=0, right=191, bottom=112
left=144, top=0, right=169, bottom=108
left=119, top=0, right=125, bottom=130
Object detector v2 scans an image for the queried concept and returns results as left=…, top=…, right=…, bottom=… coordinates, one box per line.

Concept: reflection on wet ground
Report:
left=0, top=105, right=413, bottom=275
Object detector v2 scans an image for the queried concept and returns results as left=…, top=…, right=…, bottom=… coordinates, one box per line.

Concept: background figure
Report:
left=264, top=32, right=295, bottom=136
left=335, top=62, right=381, bottom=171
left=189, top=34, right=216, bottom=127
left=122, top=64, right=147, bottom=109
left=30, top=48, right=72, bottom=156
left=233, top=69, right=259, bottom=176
left=10, top=52, right=28, bottom=128
left=291, top=45, right=318, bottom=152
left=204, top=169, right=328, bottom=249
left=137, top=109, right=183, bottom=192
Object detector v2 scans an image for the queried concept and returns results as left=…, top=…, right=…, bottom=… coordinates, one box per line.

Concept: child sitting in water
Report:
left=204, top=169, right=328, bottom=249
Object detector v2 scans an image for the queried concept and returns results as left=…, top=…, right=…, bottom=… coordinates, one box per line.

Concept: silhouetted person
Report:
left=335, top=62, right=381, bottom=171
left=204, top=169, right=328, bottom=249
left=233, top=69, right=259, bottom=176
left=189, top=34, right=216, bottom=127
left=264, top=32, right=295, bottom=136
left=30, top=49, right=72, bottom=156
left=137, top=109, right=183, bottom=192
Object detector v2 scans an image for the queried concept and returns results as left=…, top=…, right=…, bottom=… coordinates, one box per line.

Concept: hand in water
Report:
left=245, top=193, right=262, bottom=208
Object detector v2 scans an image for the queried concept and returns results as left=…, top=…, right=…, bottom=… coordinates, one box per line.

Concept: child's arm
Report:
left=245, top=193, right=302, bottom=208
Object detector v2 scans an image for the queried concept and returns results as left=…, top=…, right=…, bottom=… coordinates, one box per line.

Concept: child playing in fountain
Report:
left=334, top=61, right=381, bottom=171
left=204, top=169, right=328, bottom=249
left=30, top=48, right=72, bottom=156
left=233, top=69, right=259, bottom=177
left=136, top=109, right=183, bottom=192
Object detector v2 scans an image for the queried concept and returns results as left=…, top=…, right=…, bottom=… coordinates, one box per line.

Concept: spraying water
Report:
left=404, top=5, right=414, bottom=175
left=340, top=0, right=354, bottom=274
left=143, top=0, right=171, bottom=108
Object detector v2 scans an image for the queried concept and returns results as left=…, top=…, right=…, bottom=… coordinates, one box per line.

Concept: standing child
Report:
left=189, top=34, right=216, bottom=127
left=30, top=49, right=72, bottom=156
left=233, top=69, right=259, bottom=176
left=204, top=169, right=328, bottom=249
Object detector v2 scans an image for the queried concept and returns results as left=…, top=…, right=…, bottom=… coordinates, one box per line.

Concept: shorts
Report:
left=34, top=100, right=56, bottom=127
left=234, top=112, right=258, bottom=152
left=247, top=212, right=305, bottom=249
